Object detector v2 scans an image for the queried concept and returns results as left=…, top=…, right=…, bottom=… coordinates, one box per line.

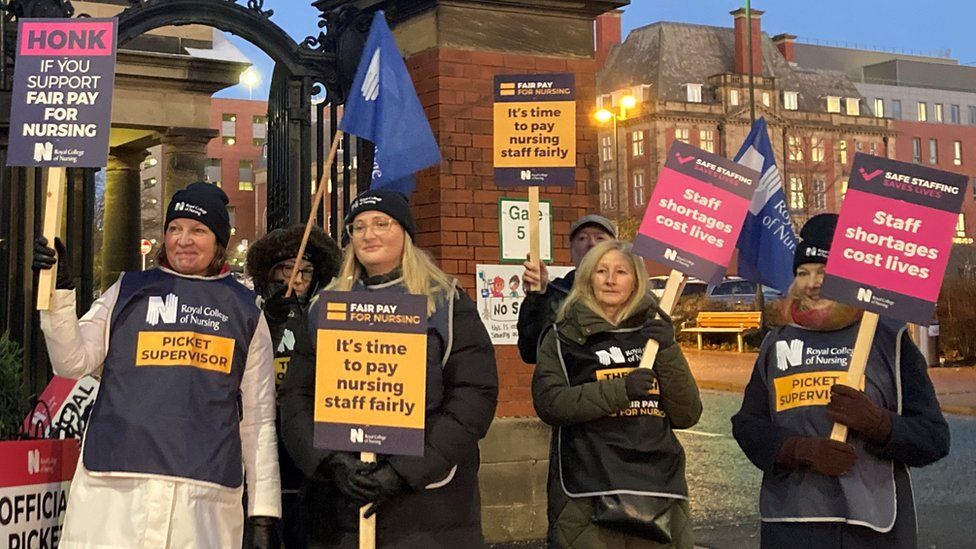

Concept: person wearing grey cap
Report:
left=516, top=214, right=616, bottom=364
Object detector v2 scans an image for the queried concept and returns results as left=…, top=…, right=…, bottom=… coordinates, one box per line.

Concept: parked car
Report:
left=706, top=276, right=782, bottom=307
left=648, top=275, right=708, bottom=300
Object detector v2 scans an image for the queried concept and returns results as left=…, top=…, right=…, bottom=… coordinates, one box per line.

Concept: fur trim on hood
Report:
left=245, top=224, right=341, bottom=295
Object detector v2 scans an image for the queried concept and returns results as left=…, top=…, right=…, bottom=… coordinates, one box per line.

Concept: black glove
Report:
left=775, top=436, right=858, bottom=477
left=327, top=453, right=379, bottom=503
left=262, top=283, right=301, bottom=325
left=624, top=367, right=656, bottom=400
left=645, top=313, right=676, bottom=348
left=827, top=384, right=892, bottom=444
left=247, top=516, right=280, bottom=549
left=362, top=463, right=406, bottom=518
left=32, top=236, right=74, bottom=290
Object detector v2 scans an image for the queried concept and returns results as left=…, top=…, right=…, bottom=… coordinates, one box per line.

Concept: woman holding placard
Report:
left=732, top=213, right=950, bottom=549
left=279, top=189, right=498, bottom=548
left=531, top=240, right=702, bottom=548
left=33, top=182, right=281, bottom=548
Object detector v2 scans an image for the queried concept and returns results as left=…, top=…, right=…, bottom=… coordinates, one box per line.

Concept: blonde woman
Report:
left=279, top=189, right=498, bottom=548
left=532, top=240, right=701, bottom=548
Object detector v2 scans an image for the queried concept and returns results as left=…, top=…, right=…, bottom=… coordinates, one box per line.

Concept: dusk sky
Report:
left=216, top=1, right=976, bottom=100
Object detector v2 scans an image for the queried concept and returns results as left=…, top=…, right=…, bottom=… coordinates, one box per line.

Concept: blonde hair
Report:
left=558, top=240, right=649, bottom=325
left=329, top=231, right=454, bottom=315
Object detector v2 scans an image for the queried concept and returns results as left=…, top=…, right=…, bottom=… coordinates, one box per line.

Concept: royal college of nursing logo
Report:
left=146, top=293, right=179, bottom=326
left=775, top=339, right=804, bottom=371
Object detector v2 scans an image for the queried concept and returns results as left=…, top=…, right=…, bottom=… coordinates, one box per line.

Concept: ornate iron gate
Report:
left=0, top=0, right=374, bottom=392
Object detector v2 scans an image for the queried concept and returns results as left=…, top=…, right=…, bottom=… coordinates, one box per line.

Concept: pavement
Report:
left=683, top=347, right=976, bottom=416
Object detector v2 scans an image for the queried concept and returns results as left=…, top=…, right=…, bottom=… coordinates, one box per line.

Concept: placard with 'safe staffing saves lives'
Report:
left=313, top=291, right=428, bottom=456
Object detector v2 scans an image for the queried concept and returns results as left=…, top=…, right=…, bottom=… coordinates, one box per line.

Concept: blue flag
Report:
left=339, top=11, right=441, bottom=195
left=733, top=118, right=797, bottom=293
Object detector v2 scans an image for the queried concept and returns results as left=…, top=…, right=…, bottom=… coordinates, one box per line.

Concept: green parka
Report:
left=532, top=297, right=702, bottom=549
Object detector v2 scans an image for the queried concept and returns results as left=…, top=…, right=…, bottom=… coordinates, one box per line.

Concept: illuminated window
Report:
left=873, top=98, right=884, bottom=118
left=813, top=177, right=826, bottom=210
left=845, top=98, right=860, bottom=116
left=784, top=91, right=799, bottom=111
left=935, top=103, right=944, bottom=123
left=762, top=92, right=771, bottom=107
left=918, top=102, right=927, bottom=122
left=601, top=135, right=613, bottom=162
left=633, top=172, right=645, bottom=206
left=675, top=128, right=690, bottom=144
left=827, top=96, right=841, bottom=113
left=239, top=160, right=254, bottom=191
left=686, top=83, right=703, bottom=103
left=632, top=130, right=645, bottom=157
left=811, top=138, right=825, bottom=162
left=700, top=130, right=715, bottom=153
left=729, top=89, right=740, bottom=106
left=839, top=140, right=848, bottom=165
left=789, top=176, right=804, bottom=210
left=601, top=178, right=615, bottom=210
left=788, top=135, right=803, bottom=162
left=954, top=141, right=963, bottom=166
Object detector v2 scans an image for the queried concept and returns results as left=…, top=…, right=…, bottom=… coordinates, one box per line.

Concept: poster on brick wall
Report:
left=493, top=73, right=576, bottom=186
left=476, top=264, right=573, bottom=344
left=633, top=140, right=760, bottom=284
left=821, top=153, right=968, bottom=324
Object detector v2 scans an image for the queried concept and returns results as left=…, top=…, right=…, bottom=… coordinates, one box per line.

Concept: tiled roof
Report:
left=599, top=21, right=865, bottom=113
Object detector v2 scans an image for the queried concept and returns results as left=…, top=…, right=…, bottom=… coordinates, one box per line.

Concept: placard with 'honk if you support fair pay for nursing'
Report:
left=313, top=291, right=428, bottom=456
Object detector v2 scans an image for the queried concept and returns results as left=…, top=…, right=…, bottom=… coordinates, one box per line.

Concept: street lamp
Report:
left=240, top=67, right=260, bottom=100
left=594, top=94, right=636, bottom=220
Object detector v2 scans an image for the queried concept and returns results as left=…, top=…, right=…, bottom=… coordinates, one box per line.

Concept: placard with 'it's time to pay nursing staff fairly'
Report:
left=313, top=291, right=427, bottom=456
left=633, top=140, right=760, bottom=284
left=821, top=153, right=968, bottom=324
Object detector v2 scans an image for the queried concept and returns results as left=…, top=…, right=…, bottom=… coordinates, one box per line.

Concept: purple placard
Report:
left=7, top=18, right=118, bottom=168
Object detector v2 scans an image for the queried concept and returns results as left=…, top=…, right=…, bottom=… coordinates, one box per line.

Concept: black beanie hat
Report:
left=165, top=182, right=232, bottom=247
left=345, top=189, right=416, bottom=240
left=793, top=213, right=839, bottom=273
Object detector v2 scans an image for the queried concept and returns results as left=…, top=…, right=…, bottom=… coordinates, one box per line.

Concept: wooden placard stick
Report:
left=830, top=312, right=880, bottom=441
left=285, top=131, right=343, bottom=298
left=36, top=167, right=66, bottom=310
left=359, top=451, right=377, bottom=549
left=638, top=269, right=686, bottom=369
left=527, top=186, right=541, bottom=292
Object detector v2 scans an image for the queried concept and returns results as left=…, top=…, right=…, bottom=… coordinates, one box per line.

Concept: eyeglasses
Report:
left=345, top=218, right=397, bottom=239
left=273, top=263, right=314, bottom=281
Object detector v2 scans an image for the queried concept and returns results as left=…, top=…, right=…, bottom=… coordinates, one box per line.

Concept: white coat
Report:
left=39, top=269, right=281, bottom=549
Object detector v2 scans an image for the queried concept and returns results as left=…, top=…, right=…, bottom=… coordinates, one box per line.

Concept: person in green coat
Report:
left=532, top=240, right=702, bottom=548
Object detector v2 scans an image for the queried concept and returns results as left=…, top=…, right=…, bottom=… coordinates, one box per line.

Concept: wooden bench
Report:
left=681, top=311, right=762, bottom=353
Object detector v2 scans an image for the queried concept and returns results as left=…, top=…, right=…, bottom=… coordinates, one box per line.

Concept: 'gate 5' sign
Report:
left=7, top=18, right=118, bottom=168
left=499, top=197, right=553, bottom=263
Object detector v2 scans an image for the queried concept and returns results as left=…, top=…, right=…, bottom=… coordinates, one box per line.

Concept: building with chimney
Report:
left=595, top=9, right=895, bottom=232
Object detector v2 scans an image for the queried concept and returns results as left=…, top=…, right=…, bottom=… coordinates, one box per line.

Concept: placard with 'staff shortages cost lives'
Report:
left=822, top=153, right=968, bottom=324
left=313, top=291, right=428, bottom=456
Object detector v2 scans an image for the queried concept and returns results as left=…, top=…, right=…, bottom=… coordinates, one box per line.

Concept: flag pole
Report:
left=744, top=0, right=767, bottom=331
left=285, top=130, right=344, bottom=298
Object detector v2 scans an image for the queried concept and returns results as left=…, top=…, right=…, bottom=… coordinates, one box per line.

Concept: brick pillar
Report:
left=381, top=0, right=627, bottom=419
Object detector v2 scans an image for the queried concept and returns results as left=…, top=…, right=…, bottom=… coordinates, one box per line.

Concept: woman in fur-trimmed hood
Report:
left=244, top=223, right=341, bottom=548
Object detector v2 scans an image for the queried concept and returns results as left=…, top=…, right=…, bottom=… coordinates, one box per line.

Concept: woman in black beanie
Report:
left=32, top=182, right=281, bottom=548
left=732, top=213, right=950, bottom=549
left=279, top=189, right=499, bottom=548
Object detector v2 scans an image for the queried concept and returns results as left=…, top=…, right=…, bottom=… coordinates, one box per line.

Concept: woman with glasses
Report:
left=280, top=189, right=499, bottom=548
left=245, top=224, right=341, bottom=548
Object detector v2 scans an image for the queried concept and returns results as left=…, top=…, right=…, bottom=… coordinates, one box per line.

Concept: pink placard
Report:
left=827, top=188, right=957, bottom=301
left=20, top=21, right=115, bottom=56
left=638, top=168, right=751, bottom=266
